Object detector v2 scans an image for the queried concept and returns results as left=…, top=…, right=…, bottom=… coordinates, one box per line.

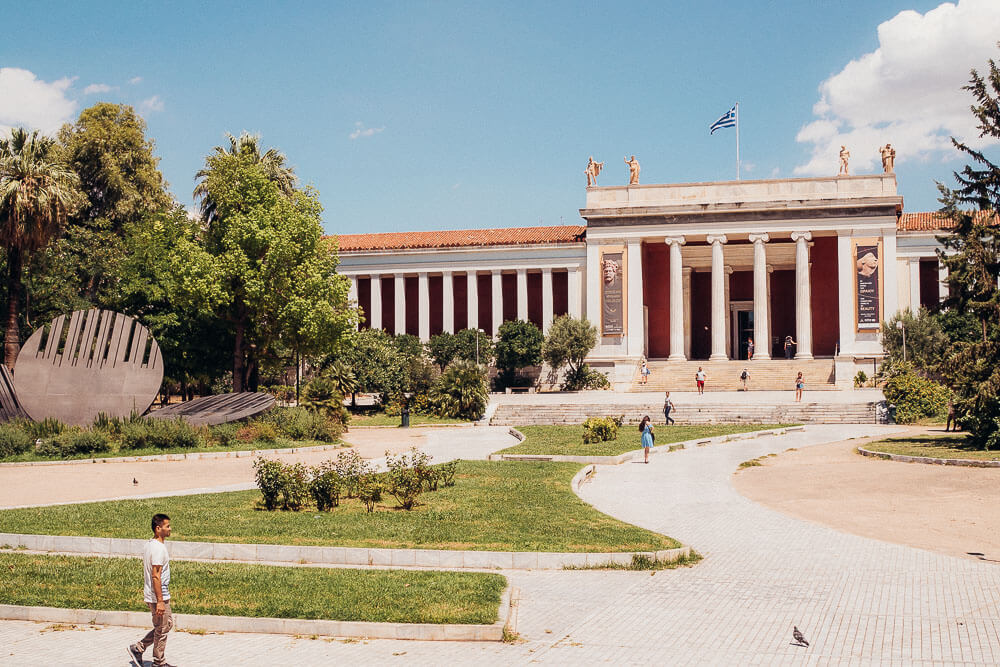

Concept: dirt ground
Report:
left=732, top=427, right=1000, bottom=562
left=0, top=427, right=424, bottom=509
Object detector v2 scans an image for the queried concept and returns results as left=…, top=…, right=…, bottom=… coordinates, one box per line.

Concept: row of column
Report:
left=662, top=233, right=814, bottom=361
left=348, top=268, right=583, bottom=340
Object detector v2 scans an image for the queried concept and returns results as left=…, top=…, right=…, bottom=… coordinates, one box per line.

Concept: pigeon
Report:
left=133, top=478, right=139, bottom=486
left=792, top=626, right=809, bottom=647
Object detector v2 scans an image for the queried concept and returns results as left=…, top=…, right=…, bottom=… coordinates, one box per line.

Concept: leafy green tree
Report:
left=341, top=328, right=405, bottom=402
left=394, top=333, right=424, bottom=360
left=542, top=315, right=598, bottom=379
left=935, top=49, right=1000, bottom=448
left=495, top=319, right=543, bottom=382
left=0, top=128, right=82, bottom=367
left=427, top=332, right=459, bottom=370
left=879, top=308, right=950, bottom=378
left=452, top=327, right=495, bottom=366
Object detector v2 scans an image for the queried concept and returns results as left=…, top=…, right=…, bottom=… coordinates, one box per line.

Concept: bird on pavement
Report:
left=133, top=478, right=139, bottom=486
left=793, top=626, right=809, bottom=647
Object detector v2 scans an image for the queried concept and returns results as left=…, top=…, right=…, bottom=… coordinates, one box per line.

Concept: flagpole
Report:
left=735, top=102, right=740, bottom=181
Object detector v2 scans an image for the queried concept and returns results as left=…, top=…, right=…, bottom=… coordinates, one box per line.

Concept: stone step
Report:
left=632, top=359, right=837, bottom=392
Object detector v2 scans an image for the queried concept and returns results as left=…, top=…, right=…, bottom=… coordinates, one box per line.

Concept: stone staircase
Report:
left=490, top=400, right=879, bottom=426
left=632, top=359, right=838, bottom=392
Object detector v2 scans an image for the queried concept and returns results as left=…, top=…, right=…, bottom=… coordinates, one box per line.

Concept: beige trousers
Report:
left=137, top=601, right=172, bottom=665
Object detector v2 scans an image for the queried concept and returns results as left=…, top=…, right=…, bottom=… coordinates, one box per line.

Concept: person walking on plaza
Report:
left=740, top=367, right=750, bottom=391
left=784, top=335, right=797, bottom=359
left=794, top=372, right=805, bottom=402
left=128, top=514, right=174, bottom=667
left=663, top=391, right=675, bottom=425
left=946, top=400, right=959, bottom=432
left=640, top=415, right=654, bottom=463
left=695, top=367, right=706, bottom=395
left=747, top=337, right=755, bottom=360
left=640, top=360, right=650, bottom=385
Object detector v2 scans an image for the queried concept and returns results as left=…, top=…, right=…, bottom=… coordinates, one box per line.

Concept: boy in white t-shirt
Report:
left=128, top=514, right=173, bottom=667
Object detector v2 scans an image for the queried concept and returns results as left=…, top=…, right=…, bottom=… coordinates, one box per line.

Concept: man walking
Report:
left=128, top=514, right=173, bottom=667
left=695, top=367, right=706, bottom=395
left=663, top=391, right=675, bottom=425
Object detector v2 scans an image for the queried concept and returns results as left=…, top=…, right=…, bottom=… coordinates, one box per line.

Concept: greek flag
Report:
left=710, top=105, right=737, bottom=134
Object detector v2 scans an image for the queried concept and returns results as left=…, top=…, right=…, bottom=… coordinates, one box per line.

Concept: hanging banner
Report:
left=601, top=250, right=625, bottom=336
left=854, top=239, right=881, bottom=330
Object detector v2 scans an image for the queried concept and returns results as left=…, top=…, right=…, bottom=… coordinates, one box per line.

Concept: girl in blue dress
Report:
left=640, top=415, right=654, bottom=463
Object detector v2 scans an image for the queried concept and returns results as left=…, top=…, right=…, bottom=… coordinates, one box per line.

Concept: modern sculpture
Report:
left=13, top=309, right=163, bottom=426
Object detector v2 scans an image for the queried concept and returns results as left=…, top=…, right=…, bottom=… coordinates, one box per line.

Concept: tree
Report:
left=542, top=315, right=598, bottom=383
left=429, top=360, right=488, bottom=420
left=452, top=327, right=495, bottom=366
left=341, top=328, right=405, bottom=402
left=427, top=332, right=459, bottom=370
left=394, top=333, right=424, bottom=360
left=879, top=308, right=950, bottom=378
left=935, top=48, right=1000, bottom=448
left=495, top=319, right=543, bottom=384
left=0, top=128, right=82, bottom=368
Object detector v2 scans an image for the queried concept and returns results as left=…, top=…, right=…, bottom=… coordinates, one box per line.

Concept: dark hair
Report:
left=151, top=513, right=170, bottom=534
left=639, top=415, right=650, bottom=432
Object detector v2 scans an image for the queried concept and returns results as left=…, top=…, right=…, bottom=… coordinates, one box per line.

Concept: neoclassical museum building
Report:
left=335, top=174, right=953, bottom=390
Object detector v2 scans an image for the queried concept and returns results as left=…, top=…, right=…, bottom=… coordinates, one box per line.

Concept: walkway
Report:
left=3, top=425, right=999, bottom=665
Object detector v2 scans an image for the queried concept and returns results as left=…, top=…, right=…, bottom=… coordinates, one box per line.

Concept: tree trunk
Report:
left=233, top=319, right=245, bottom=393
left=5, top=248, right=23, bottom=370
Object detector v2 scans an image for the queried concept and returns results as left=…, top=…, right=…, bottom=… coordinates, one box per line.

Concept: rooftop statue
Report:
left=624, top=155, right=640, bottom=185
left=880, top=143, right=896, bottom=173
left=838, top=146, right=850, bottom=176
left=585, top=156, right=604, bottom=187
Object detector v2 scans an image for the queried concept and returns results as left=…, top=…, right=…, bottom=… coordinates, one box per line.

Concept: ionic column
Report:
left=516, top=268, right=528, bottom=322
left=418, top=271, right=430, bottom=341
left=442, top=270, right=454, bottom=334
left=467, top=272, right=479, bottom=330
left=491, top=269, right=503, bottom=336
left=586, top=243, right=601, bottom=330
left=665, top=236, right=686, bottom=361
left=908, top=258, right=920, bottom=315
left=938, top=259, right=949, bottom=302
left=541, top=268, right=554, bottom=333
left=370, top=275, right=382, bottom=330
left=626, top=240, right=644, bottom=358
left=707, top=235, right=728, bottom=360
left=749, top=233, right=771, bottom=359
left=791, top=232, right=813, bottom=359
left=683, top=267, right=693, bottom=360
left=568, top=267, right=582, bottom=319
left=394, top=273, right=406, bottom=335
left=347, top=275, right=358, bottom=303
left=836, top=232, right=853, bottom=356
left=724, top=266, right=733, bottom=357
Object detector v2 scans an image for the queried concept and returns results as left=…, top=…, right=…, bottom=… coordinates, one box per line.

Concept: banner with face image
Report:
left=600, top=250, right=624, bottom=336
left=854, top=240, right=881, bottom=330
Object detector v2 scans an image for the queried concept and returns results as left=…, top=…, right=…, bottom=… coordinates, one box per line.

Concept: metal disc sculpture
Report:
left=148, top=392, right=275, bottom=426
left=14, top=309, right=163, bottom=426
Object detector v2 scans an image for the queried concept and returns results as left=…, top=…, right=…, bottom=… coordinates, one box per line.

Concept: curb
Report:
left=349, top=424, right=476, bottom=430
left=0, top=443, right=345, bottom=468
left=857, top=447, right=1000, bottom=468
left=0, top=533, right=690, bottom=571
left=0, top=585, right=516, bottom=641
left=488, top=426, right=805, bottom=465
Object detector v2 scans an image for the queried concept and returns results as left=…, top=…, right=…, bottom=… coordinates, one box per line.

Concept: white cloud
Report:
left=83, top=83, right=114, bottom=95
left=128, top=76, right=143, bottom=85
left=349, top=121, right=384, bottom=140
left=138, top=95, right=164, bottom=114
left=0, top=67, right=77, bottom=136
left=795, top=0, right=1000, bottom=175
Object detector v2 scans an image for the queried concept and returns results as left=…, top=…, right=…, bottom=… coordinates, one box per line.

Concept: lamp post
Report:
left=476, top=328, right=485, bottom=366
left=896, top=320, right=906, bottom=363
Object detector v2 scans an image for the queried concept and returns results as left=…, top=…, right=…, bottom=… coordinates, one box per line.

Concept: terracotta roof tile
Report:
left=332, top=225, right=587, bottom=252
left=898, top=210, right=997, bottom=231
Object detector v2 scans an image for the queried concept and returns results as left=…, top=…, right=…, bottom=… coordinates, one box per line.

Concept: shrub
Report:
left=120, top=418, right=203, bottom=450
left=280, top=462, right=310, bottom=511
left=854, top=370, right=868, bottom=388
left=21, top=417, right=67, bottom=439
left=429, top=360, right=489, bottom=421
left=92, top=411, right=145, bottom=437
left=0, top=424, right=34, bottom=458
left=266, top=407, right=340, bottom=442
left=437, top=460, right=458, bottom=487
left=883, top=367, right=951, bottom=424
left=209, top=422, right=240, bottom=448
left=309, top=461, right=342, bottom=511
left=495, top=320, right=543, bottom=385
left=563, top=364, right=610, bottom=391
left=36, top=431, right=110, bottom=458
left=253, top=457, right=284, bottom=510
left=583, top=416, right=619, bottom=443
left=333, top=449, right=369, bottom=498
left=357, top=473, right=383, bottom=512
left=236, top=420, right=279, bottom=444
left=543, top=315, right=598, bottom=384
left=385, top=448, right=426, bottom=510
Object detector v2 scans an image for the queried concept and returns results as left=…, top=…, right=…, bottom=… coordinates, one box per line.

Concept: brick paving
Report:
left=3, top=424, right=1000, bottom=665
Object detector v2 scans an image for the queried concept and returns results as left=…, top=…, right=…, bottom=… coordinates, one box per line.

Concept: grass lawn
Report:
left=0, top=438, right=340, bottom=464
left=0, top=552, right=504, bottom=624
left=865, top=434, right=1000, bottom=461
left=0, top=461, right=678, bottom=553
left=501, top=424, right=796, bottom=457
left=349, top=411, right=471, bottom=427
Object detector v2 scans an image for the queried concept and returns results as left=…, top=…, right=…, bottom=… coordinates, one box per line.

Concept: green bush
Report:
left=385, top=448, right=426, bottom=510
left=883, top=367, right=951, bottom=424
left=357, top=472, right=383, bottom=512
left=437, top=460, right=458, bottom=487
left=265, top=407, right=340, bottom=442
left=120, top=418, right=203, bottom=450
left=280, top=462, right=310, bottom=511
left=563, top=364, right=610, bottom=391
left=36, top=431, right=110, bottom=458
left=309, top=461, right=342, bottom=511
left=22, top=417, right=67, bottom=439
left=429, top=360, right=488, bottom=421
left=0, top=424, right=34, bottom=458
left=854, top=370, right=868, bottom=388
left=209, top=422, right=240, bottom=448
left=301, top=378, right=349, bottom=427
left=333, top=449, right=370, bottom=498
left=237, top=420, right=279, bottom=444
left=582, top=416, right=620, bottom=443
left=495, top=319, right=543, bottom=384
left=253, top=457, right=284, bottom=510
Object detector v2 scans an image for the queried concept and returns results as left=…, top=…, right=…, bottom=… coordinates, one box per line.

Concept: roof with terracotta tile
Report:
left=898, top=210, right=997, bottom=232
left=332, top=225, right=587, bottom=252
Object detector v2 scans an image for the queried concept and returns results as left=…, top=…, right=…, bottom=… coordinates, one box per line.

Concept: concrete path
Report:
left=3, top=425, right=1000, bottom=665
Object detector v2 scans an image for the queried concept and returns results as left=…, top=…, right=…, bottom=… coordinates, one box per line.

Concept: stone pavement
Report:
left=3, top=424, right=1000, bottom=665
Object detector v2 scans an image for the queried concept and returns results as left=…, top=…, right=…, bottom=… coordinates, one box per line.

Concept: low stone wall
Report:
left=857, top=447, right=1000, bottom=468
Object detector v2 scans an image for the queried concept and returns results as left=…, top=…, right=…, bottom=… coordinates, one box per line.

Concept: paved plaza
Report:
left=2, top=424, right=1000, bottom=665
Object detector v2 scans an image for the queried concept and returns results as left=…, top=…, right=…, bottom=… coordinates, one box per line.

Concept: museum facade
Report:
left=335, top=174, right=953, bottom=388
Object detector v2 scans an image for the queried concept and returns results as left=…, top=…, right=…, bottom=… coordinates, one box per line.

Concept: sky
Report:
left=3, top=0, right=1000, bottom=235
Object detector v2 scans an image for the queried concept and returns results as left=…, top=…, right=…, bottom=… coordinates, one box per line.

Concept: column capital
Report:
left=441, top=269, right=452, bottom=277
left=491, top=268, right=502, bottom=276
left=625, top=238, right=641, bottom=247
left=542, top=266, right=553, bottom=274
left=790, top=231, right=813, bottom=243
left=724, top=265, right=734, bottom=275
left=664, top=236, right=686, bottom=247
left=748, top=232, right=770, bottom=244
left=706, top=234, right=728, bottom=245
left=682, top=266, right=693, bottom=277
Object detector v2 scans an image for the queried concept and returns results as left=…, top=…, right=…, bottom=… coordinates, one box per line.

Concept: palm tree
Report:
left=0, top=128, right=81, bottom=369
left=193, top=132, right=297, bottom=226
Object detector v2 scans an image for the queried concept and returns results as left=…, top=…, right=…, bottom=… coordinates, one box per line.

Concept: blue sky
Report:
left=3, top=1, right=999, bottom=235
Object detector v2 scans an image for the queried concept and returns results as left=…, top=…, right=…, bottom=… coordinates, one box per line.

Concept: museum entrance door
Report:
left=730, top=302, right=754, bottom=360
